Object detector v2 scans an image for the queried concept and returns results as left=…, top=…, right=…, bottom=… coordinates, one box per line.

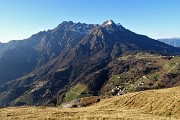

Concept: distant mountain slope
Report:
left=0, top=87, right=179, bottom=120
left=0, top=20, right=180, bottom=107
left=158, top=38, right=180, bottom=47
left=0, top=53, right=179, bottom=107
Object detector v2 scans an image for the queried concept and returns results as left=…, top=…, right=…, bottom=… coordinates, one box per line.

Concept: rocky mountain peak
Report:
left=101, top=20, right=124, bottom=32
left=54, top=21, right=92, bottom=35
left=102, top=20, right=115, bottom=26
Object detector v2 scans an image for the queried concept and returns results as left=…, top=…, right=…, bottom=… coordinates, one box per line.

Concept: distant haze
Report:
left=158, top=38, right=180, bottom=47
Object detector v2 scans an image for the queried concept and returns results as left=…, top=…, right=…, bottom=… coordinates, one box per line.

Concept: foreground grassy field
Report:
left=0, top=86, right=179, bottom=120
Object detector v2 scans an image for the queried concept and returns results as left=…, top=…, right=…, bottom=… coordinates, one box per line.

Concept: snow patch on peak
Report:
left=102, top=20, right=115, bottom=27
left=106, top=20, right=113, bottom=25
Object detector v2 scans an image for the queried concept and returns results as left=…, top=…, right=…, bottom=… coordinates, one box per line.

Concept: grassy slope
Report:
left=0, top=86, right=179, bottom=120
left=64, top=83, right=88, bottom=102
left=107, top=54, right=180, bottom=93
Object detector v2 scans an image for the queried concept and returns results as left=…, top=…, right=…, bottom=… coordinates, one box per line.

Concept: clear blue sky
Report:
left=0, top=0, right=180, bottom=43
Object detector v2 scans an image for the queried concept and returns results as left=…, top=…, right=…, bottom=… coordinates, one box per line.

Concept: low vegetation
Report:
left=64, top=83, right=88, bottom=102
left=0, top=86, right=179, bottom=120
left=101, top=53, right=180, bottom=94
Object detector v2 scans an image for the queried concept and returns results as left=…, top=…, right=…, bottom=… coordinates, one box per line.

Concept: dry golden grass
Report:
left=0, top=86, right=179, bottom=120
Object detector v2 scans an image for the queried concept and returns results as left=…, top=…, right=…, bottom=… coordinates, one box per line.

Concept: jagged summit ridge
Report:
left=54, top=20, right=124, bottom=33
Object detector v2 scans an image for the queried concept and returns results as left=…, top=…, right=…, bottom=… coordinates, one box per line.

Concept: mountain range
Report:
left=158, top=38, right=180, bottom=47
left=0, top=20, right=180, bottom=107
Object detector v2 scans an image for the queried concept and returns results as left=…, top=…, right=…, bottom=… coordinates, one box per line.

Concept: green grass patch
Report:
left=169, top=57, right=180, bottom=63
left=15, top=93, right=34, bottom=105
left=110, top=73, right=129, bottom=85
left=64, top=83, right=87, bottom=102
left=147, top=72, right=160, bottom=82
